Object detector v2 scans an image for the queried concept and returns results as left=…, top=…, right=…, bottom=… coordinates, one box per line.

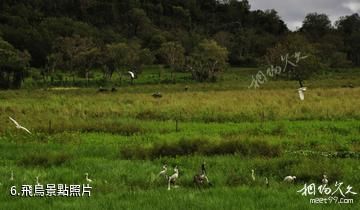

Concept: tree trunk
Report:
left=12, top=71, right=23, bottom=89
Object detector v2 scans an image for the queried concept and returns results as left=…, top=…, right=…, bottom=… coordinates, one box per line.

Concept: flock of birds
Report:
left=0, top=171, right=94, bottom=185
left=5, top=105, right=329, bottom=190
left=157, top=165, right=330, bottom=190
left=252, top=169, right=329, bottom=186
left=0, top=145, right=329, bottom=190
left=158, top=164, right=210, bottom=190
left=157, top=165, right=180, bottom=190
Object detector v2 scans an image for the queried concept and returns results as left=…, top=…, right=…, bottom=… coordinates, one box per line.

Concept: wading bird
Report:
left=10, top=170, right=14, bottom=181
left=9, top=117, right=31, bottom=134
left=251, top=169, right=256, bottom=181
left=298, top=87, right=307, bottom=101
left=322, top=174, right=328, bottom=185
left=193, top=162, right=211, bottom=186
left=36, top=176, right=40, bottom=185
left=168, top=166, right=179, bottom=190
left=158, top=164, right=168, bottom=179
left=128, top=71, right=135, bottom=79
left=85, top=173, right=93, bottom=183
left=284, top=176, right=296, bottom=183
left=294, top=67, right=307, bottom=101
left=152, top=92, right=162, bottom=98
left=265, top=177, right=269, bottom=187
left=128, top=71, right=135, bottom=84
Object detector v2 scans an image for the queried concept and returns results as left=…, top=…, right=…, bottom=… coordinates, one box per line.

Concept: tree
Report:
left=127, top=8, right=152, bottom=37
left=265, top=34, right=323, bottom=85
left=126, top=42, right=154, bottom=75
left=187, top=39, right=228, bottom=82
left=74, top=46, right=100, bottom=86
left=0, top=37, right=31, bottom=89
left=43, top=52, right=62, bottom=84
left=105, top=42, right=154, bottom=83
left=158, top=42, right=186, bottom=81
left=336, top=14, right=360, bottom=66
left=313, top=34, right=351, bottom=68
left=300, top=13, right=332, bottom=41
left=336, top=13, right=360, bottom=35
left=53, top=35, right=96, bottom=83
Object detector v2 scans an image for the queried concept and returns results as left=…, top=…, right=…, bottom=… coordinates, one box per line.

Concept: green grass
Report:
left=1, top=68, right=359, bottom=209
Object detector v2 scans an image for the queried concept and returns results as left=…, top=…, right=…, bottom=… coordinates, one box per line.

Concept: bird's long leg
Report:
left=295, top=69, right=304, bottom=88
left=298, top=78, right=304, bottom=88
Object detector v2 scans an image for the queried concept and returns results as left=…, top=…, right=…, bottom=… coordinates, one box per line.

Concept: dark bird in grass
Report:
left=111, top=87, right=117, bottom=92
left=193, top=162, right=212, bottom=187
left=152, top=92, right=162, bottom=98
left=98, top=86, right=108, bottom=92
left=184, top=86, right=189, bottom=91
left=342, top=83, right=354, bottom=88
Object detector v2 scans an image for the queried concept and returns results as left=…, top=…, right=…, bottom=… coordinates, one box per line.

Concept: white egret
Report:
left=168, top=166, right=179, bottom=190
left=251, top=169, right=256, bottom=181
left=158, top=164, right=168, bottom=178
left=265, top=177, right=269, bottom=187
left=298, top=87, right=307, bottom=101
left=128, top=71, right=135, bottom=79
left=36, top=175, right=40, bottom=185
left=85, top=173, right=93, bottom=183
left=9, top=117, right=31, bottom=134
left=322, top=174, right=328, bottom=185
left=284, top=176, right=296, bottom=183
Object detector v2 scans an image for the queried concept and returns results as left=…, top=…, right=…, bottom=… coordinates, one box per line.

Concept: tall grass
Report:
left=1, top=87, right=360, bottom=133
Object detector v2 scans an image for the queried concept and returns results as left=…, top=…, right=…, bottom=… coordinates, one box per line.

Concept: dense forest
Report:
left=0, top=0, right=359, bottom=89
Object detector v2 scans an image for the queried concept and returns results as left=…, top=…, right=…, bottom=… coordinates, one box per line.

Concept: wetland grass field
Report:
left=0, top=68, right=359, bottom=209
